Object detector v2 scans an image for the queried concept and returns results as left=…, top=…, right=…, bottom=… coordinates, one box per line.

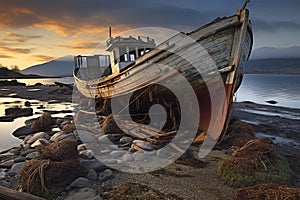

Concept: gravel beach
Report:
left=0, top=83, right=299, bottom=199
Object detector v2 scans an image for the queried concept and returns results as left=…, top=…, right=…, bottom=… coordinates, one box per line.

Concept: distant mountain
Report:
left=0, top=67, right=41, bottom=78
left=245, top=46, right=300, bottom=74
left=21, top=56, right=74, bottom=77
left=250, top=46, right=300, bottom=60
left=245, top=58, right=300, bottom=74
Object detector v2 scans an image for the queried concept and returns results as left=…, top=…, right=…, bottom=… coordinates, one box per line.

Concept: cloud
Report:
left=58, top=41, right=100, bottom=50
left=31, top=55, right=55, bottom=61
left=0, top=46, right=34, bottom=54
left=253, top=19, right=300, bottom=33
left=6, top=32, right=43, bottom=42
left=0, top=53, right=14, bottom=58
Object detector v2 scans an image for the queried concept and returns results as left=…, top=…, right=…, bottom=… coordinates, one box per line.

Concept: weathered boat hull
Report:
left=74, top=9, right=253, bottom=141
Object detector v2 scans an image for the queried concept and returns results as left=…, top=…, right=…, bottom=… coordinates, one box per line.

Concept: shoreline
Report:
left=0, top=84, right=299, bottom=199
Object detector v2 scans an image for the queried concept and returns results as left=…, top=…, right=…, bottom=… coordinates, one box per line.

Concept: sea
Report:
left=0, top=74, right=299, bottom=151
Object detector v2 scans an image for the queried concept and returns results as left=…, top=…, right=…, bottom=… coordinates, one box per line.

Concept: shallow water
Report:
left=236, top=74, right=300, bottom=109
left=0, top=97, right=75, bottom=151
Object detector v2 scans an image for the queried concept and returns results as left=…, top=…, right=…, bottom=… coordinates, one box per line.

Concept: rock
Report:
left=77, top=144, right=87, bottom=151
left=79, top=150, right=95, bottom=159
left=80, top=159, right=107, bottom=172
left=31, top=112, right=55, bottom=131
left=31, top=138, right=50, bottom=148
left=7, top=171, right=17, bottom=177
left=10, top=162, right=25, bottom=174
left=0, top=160, right=14, bottom=168
left=20, top=149, right=36, bottom=156
left=86, top=169, right=98, bottom=181
left=0, top=180, right=10, bottom=188
left=56, top=118, right=65, bottom=126
left=5, top=107, right=21, bottom=115
left=266, top=100, right=278, bottom=105
left=107, top=134, right=122, bottom=142
left=5, top=107, right=33, bottom=118
left=109, top=150, right=126, bottom=158
left=50, top=131, right=76, bottom=142
left=98, top=135, right=111, bottom=144
left=128, top=147, right=137, bottom=153
left=26, top=151, right=39, bottom=160
left=27, top=132, right=50, bottom=144
left=24, top=135, right=33, bottom=144
left=12, top=126, right=35, bottom=137
left=0, top=116, right=14, bottom=122
left=68, top=177, right=90, bottom=189
left=132, top=140, right=153, bottom=151
left=98, top=169, right=113, bottom=182
left=64, top=188, right=103, bottom=200
left=14, top=157, right=26, bottom=163
left=24, top=101, right=31, bottom=107
left=62, top=122, right=76, bottom=133
left=119, top=137, right=133, bottom=144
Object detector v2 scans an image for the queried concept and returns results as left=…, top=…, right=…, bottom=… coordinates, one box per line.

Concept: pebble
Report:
left=0, top=160, right=14, bottom=168
left=133, top=140, right=153, bottom=151
left=76, top=130, right=98, bottom=143
left=27, top=132, right=50, bottom=144
left=14, top=157, right=26, bottom=163
left=80, top=159, right=107, bottom=172
left=109, top=150, right=126, bottom=158
left=79, top=150, right=95, bottom=160
left=86, top=169, right=98, bottom=181
left=0, top=180, right=10, bottom=188
left=98, top=169, right=113, bottom=182
left=108, top=134, right=122, bottom=141
left=10, top=162, right=25, bottom=175
left=20, top=149, right=36, bottom=156
left=50, top=131, right=76, bottom=142
left=24, top=135, right=33, bottom=144
left=98, top=135, right=111, bottom=144
left=68, top=177, right=90, bottom=189
left=26, top=151, right=39, bottom=160
left=119, top=136, right=133, bottom=144
left=77, top=144, right=87, bottom=151
left=64, top=188, right=103, bottom=200
left=31, top=138, right=50, bottom=148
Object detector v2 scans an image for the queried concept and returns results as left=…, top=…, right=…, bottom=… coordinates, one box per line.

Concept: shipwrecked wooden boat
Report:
left=73, top=3, right=253, bottom=144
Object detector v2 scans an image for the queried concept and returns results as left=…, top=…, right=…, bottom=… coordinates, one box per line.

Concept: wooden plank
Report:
left=0, top=186, right=45, bottom=200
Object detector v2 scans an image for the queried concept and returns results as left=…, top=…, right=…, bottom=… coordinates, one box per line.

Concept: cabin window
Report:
left=138, top=49, right=144, bottom=56
left=119, top=47, right=128, bottom=62
left=129, top=47, right=136, bottom=61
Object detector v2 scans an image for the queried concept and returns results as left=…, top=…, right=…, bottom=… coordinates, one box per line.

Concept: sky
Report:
left=0, top=0, right=300, bottom=69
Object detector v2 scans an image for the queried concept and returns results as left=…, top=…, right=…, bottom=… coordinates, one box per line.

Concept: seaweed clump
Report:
left=233, top=183, right=300, bottom=200
left=217, top=137, right=292, bottom=187
left=20, top=139, right=85, bottom=198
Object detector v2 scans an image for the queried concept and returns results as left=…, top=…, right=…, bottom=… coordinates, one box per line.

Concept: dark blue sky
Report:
left=0, top=0, right=299, bottom=68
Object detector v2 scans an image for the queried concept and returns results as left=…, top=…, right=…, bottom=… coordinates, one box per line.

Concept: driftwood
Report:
left=0, top=186, right=45, bottom=200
